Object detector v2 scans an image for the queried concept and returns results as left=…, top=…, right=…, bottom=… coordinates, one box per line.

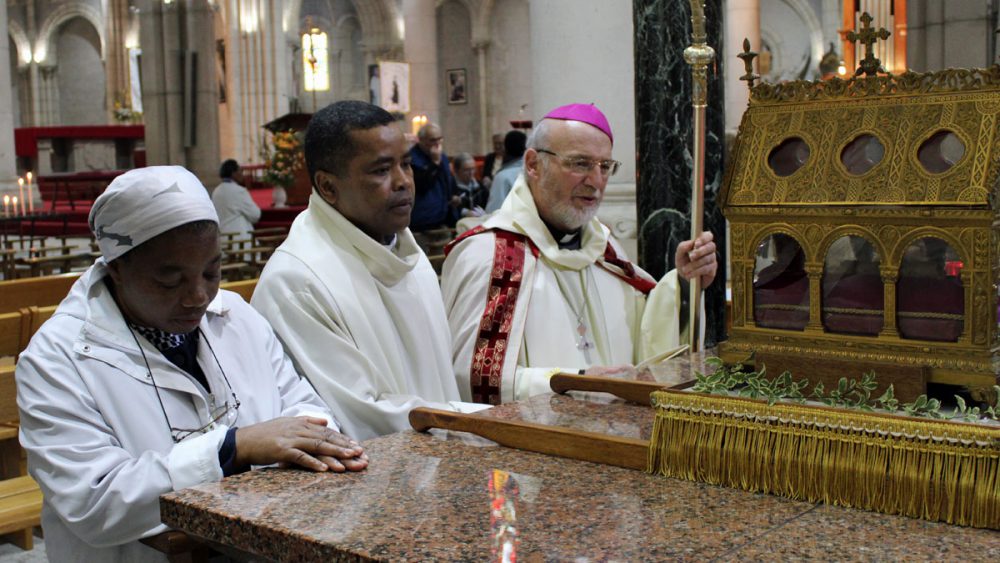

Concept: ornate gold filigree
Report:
left=750, top=66, right=1000, bottom=104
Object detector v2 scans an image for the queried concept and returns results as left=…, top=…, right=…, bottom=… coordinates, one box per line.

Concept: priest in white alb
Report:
left=252, top=101, right=487, bottom=440
left=441, top=103, right=718, bottom=404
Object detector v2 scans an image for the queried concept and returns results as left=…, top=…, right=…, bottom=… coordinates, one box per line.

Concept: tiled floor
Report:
left=0, top=538, right=45, bottom=562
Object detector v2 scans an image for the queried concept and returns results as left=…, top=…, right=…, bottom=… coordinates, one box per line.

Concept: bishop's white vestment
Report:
left=441, top=174, right=689, bottom=404
left=253, top=194, right=483, bottom=440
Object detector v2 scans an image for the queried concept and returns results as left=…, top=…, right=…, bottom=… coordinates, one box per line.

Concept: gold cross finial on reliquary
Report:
left=846, top=11, right=891, bottom=77
left=737, top=38, right=759, bottom=89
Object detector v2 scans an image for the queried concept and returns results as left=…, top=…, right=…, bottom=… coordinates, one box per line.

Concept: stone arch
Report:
left=783, top=0, right=823, bottom=66
left=287, top=0, right=401, bottom=59
left=760, top=0, right=823, bottom=79
left=334, top=14, right=366, bottom=98
left=35, top=2, right=106, bottom=64
left=476, top=0, right=495, bottom=43
left=8, top=20, right=31, bottom=68
left=54, top=15, right=106, bottom=125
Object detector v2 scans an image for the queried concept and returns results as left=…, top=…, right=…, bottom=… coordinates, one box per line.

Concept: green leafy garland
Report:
left=692, top=357, right=1000, bottom=423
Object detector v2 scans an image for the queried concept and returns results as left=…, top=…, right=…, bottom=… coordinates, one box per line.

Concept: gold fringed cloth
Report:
left=647, top=390, right=1000, bottom=529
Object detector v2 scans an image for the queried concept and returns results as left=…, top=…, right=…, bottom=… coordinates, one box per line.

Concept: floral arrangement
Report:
left=113, top=99, right=142, bottom=124
left=260, top=131, right=304, bottom=189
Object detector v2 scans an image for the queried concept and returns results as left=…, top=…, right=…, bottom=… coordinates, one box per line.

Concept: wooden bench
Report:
left=0, top=273, right=80, bottom=314
left=0, top=365, right=40, bottom=550
left=0, top=311, right=31, bottom=360
left=253, top=234, right=287, bottom=247
left=0, top=249, right=16, bottom=281
left=221, top=279, right=257, bottom=302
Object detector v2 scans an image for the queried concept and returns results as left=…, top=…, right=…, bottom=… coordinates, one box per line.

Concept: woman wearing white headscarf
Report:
left=16, top=166, right=366, bottom=563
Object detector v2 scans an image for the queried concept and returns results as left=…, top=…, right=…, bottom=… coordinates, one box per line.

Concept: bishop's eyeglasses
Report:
left=535, top=148, right=622, bottom=178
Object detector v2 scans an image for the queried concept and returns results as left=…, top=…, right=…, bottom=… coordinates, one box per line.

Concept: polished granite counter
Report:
left=159, top=353, right=1000, bottom=561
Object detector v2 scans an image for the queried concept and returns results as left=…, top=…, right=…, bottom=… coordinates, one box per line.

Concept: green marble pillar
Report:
left=634, top=0, right=727, bottom=346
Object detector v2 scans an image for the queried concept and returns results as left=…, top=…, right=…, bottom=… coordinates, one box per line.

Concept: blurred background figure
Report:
left=212, top=159, right=261, bottom=241
left=453, top=152, right=487, bottom=218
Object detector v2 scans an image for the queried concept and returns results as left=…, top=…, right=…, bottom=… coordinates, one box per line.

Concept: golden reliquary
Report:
left=719, top=57, right=1000, bottom=402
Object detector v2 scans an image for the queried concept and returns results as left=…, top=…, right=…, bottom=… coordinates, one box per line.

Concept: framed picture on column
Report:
left=446, top=68, right=467, bottom=105
left=379, top=62, right=410, bottom=113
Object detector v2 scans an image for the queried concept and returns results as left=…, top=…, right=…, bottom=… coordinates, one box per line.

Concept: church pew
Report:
left=0, top=249, right=15, bottom=280
left=221, top=279, right=257, bottom=302
left=0, top=312, right=31, bottom=360
left=0, top=273, right=81, bottom=314
left=0, top=364, right=40, bottom=550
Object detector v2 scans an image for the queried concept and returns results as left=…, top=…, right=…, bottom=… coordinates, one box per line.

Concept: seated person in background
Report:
left=17, top=166, right=366, bottom=562
left=212, top=158, right=261, bottom=241
left=409, top=122, right=460, bottom=231
left=453, top=152, right=488, bottom=217
left=485, top=130, right=528, bottom=212
left=252, top=101, right=487, bottom=441
left=481, top=133, right=505, bottom=188
left=442, top=103, right=717, bottom=404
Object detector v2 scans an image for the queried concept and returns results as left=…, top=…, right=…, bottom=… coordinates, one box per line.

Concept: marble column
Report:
left=0, top=0, right=18, bottom=196
left=403, top=0, right=439, bottom=123
left=105, top=0, right=132, bottom=123
left=907, top=0, right=991, bottom=71
left=634, top=0, right=727, bottom=346
left=474, top=40, right=490, bottom=154
left=529, top=0, right=639, bottom=259
left=138, top=0, right=220, bottom=184
left=723, top=0, right=758, bottom=134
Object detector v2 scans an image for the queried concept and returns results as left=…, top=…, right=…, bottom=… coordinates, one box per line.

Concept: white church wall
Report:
left=486, top=0, right=531, bottom=136
left=436, top=0, right=480, bottom=156
left=528, top=0, right=637, bottom=259
left=56, top=17, right=104, bottom=125
left=9, top=38, right=20, bottom=128
left=759, top=0, right=823, bottom=81
left=908, top=1, right=993, bottom=71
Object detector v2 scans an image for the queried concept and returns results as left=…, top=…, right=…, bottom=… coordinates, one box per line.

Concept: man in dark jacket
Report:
left=409, top=123, right=459, bottom=231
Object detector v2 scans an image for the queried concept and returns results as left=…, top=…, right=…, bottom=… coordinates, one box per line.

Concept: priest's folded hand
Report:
left=234, top=416, right=369, bottom=473
left=676, top=231, right=718, bottom=288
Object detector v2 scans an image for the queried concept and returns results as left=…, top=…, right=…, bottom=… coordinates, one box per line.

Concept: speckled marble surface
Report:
left=160, top=354, right=1000, bottom=562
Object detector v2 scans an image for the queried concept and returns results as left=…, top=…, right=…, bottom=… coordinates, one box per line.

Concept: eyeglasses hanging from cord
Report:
left=126, top=325, right=241, bottom=443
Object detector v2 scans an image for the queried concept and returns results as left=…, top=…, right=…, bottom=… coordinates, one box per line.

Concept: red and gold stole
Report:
left=446, top=227, right=654, bottom=404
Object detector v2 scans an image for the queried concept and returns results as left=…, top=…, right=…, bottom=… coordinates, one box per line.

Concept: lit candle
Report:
left=410, top=115, right=428, bottom=136
left=2, top=194, right=9, bottom=217
left=12, top=196, right=21, bottom=217
left=26, top=172, right=33, bottom=214
left=17, top=178, right=24, bottom=215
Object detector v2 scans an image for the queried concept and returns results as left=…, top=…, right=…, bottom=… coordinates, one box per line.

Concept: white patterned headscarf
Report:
left=89, top=166, right=219, bottom=262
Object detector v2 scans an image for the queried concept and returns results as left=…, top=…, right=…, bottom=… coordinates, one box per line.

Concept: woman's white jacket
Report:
left=16, top=260, right=333, bottom=562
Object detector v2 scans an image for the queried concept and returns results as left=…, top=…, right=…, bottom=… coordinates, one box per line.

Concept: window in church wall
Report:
left=821, top=235, right=883, bottom=336
left=753, top=234, right=809, bottom=331
left=302, top=30, right=330, bottom=92
left=896, top=237, right=964, bottom=342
